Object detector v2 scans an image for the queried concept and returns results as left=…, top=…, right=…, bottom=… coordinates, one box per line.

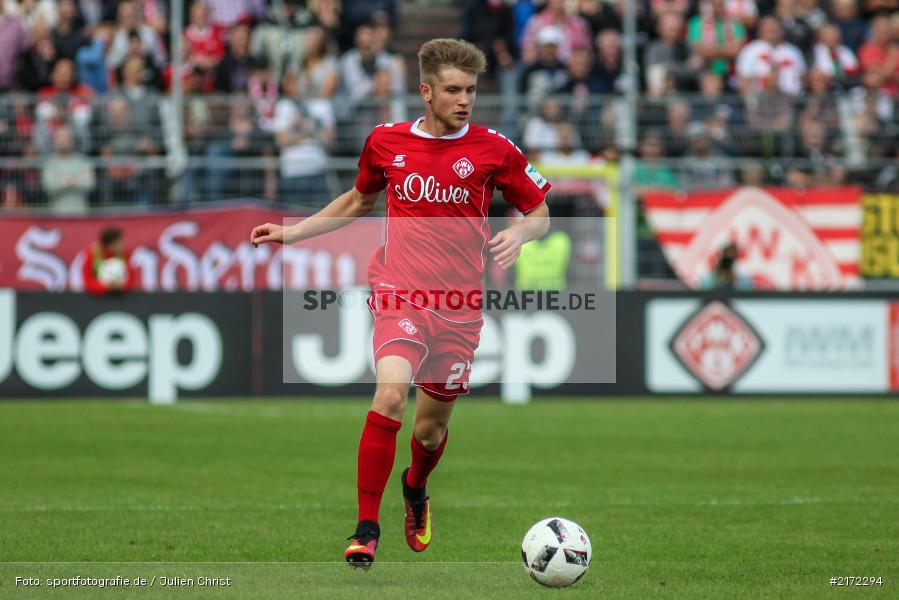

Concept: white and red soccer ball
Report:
left=521, top=517, right=592, bottom=587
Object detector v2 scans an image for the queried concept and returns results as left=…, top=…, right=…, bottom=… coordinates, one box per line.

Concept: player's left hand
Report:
left=488, top=229, right=524, bottom=270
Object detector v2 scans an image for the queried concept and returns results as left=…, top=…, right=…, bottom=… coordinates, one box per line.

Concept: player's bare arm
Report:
left=488, top=202, right=551, bottom=269
left=250, top=186, right=380, bottom=247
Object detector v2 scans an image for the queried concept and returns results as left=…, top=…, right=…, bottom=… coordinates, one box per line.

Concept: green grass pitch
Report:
left=1, top=398, right=897, bottom=599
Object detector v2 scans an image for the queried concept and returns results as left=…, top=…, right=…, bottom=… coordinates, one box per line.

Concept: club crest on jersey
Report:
left=452, top=157, right=475, bottom=179
left=393, top=154, right=406, bottom=167
left=398, top=319, right=418, bottom=334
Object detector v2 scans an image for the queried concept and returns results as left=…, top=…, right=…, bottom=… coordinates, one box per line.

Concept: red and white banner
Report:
left=0, top=205, right=382, bottom=291
left=643, top=187, right=862, bottom=290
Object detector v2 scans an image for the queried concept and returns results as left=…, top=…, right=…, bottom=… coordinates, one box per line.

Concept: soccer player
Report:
left=250, top=38, right=551, bottom=567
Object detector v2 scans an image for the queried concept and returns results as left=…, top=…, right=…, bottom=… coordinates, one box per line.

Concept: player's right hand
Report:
left=250, top=223, right=285, bottom=247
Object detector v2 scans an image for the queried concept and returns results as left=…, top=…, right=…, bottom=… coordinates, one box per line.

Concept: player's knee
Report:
left=372, top=386, right=408, bottom=419
left=413, top=422, right=446, bottom=451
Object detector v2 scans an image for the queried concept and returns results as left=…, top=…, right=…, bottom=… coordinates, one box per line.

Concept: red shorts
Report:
left=368, top=294, right=481, bottom=401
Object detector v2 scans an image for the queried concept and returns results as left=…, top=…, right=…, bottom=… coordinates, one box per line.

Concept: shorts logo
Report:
left=393, top=154, right=406, bottom=167
left=525, top=163, right=547, bottom=189
left=398, top=319, right=417, bottom=334
left=452, top=157, right=475, bottom=179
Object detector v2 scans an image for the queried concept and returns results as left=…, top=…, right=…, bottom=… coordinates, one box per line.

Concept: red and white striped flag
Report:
left=643, top=186, right=861, bottom=290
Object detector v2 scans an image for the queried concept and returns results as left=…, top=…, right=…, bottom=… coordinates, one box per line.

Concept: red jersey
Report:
left=184, top=24, right=225, bottom=64
left=82, top=244, right=135, bottom=295
left=355, top=118, right=551, bottom=321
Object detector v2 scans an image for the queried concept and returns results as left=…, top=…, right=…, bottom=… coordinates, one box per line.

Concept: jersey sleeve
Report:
left=494, top=140, right=551, bottom=213
left=354, top=130, right=387, bottom=194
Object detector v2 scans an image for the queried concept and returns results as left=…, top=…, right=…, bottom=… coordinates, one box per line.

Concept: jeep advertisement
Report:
left=2, top=290, right=897, bottom=399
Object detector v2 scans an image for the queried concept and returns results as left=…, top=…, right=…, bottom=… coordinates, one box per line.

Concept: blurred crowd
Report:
left=1, top=0, right=899, bottom=212
left=464, top=0, right=899, bottom=191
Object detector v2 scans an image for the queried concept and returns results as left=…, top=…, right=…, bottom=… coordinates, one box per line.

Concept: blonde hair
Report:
left=418, top=38, right=487, bottom=85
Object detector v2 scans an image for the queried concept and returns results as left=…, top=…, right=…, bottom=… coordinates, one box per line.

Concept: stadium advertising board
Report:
left=0, top=206, right=380, bottom=291
left=646, top=297, right=899, bottom=393
left=643, top=187, right=861, bottom=290
left=0, top=290, right=250, bottom=402
left=861, top=194, right=899, bottom=278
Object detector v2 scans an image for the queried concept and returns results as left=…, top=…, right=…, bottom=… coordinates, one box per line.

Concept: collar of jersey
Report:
left=410, top=117, right=469, bottom=140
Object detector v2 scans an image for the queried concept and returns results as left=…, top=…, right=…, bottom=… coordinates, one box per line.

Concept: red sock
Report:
left=406, top=430, right=448, bottom=490
left=357, top=410, right=402, bottom=523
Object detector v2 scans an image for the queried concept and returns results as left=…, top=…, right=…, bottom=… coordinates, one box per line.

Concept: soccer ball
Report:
left=97, top=257, right=127, bottom=287
left=521, top=517, right=591, bottom=587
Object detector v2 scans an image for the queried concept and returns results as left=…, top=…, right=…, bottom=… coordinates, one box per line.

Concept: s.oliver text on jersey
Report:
left=393, top=173, right=472, bottom=205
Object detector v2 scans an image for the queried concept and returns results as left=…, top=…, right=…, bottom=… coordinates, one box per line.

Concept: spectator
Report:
left=0, top=7, right=28, bottom=91
left=687, top=0, right=746, bottom=79
left=338, top=23, right=400, bottom=114
left=848, top=66, right=894, bottom=157
left=519, top=27, right=569, bottom=100
left=206, top=0, right=264, bottom=29
left=459, top=0, right=517, bottom=78
left=858, top=15, right=899, bottom=95
left=561, top=48, right=603, bottom=95
left=82, top=226, right=135, bottom=295
left=794, top=118, right=844, bottom=184
left=7, top=0, right=57, bottom=31
left=76, top=23, right=114, bottom=93
left=634, top=129, right=678, bottom=192
left=254, top=0, right=323, bottom=78
left=691, top=71, right=741, bottom=143
left=34, top=59, right=93, bottom=155
left=0, top=96, right=33, bottom=156
left=577, top=0, right=633, bottom=37
left=51, top=0, right=88, bottom=60
left=139, top=0, right=169, bottom=38
left=203, top=96, right=275, bottom=200
left=643, top=13, right=695, bottom=92
left=812, top=23, right=859, bottom=88
left=537, top=121, right=589, bottom=164
left=184, top=0, right=225, bottom=74
left=664, top=98, right=692, bottom=156
left=724, top=0, right=758, bottom=29
left=802, top=68, right=840, bottom=129
left=832, top=0, right=868, bottom=53
left=294, top=25, right=339, bottom=99
left=112, top=29, right=164, bottom=90
left=214, top=23, right=255, bottom=92
left=41, top=125, right=95, bottom=214
left=524, top=96, right=571, bottom=153
left=113, top=55, right=160, bottom=129
left=178, top=68, right=213, bottom=201
left=679, top=121, right=735, bottom=189
left=16, top=29, right=59, bottom=91
left=338, top=0, right=396, bottom=51
left=648, top=0, right=691, bottom=21
left=744, top=65, right=796, bottom=155
left=737, top=16, right=806, bottom=96
left=700, top=243, right=753, bottom=289
left=77, top=0, right=107, bottom=29
left=98, top=97, right=159, bottom=206
left=3, top=144, right=41, bottom=209
left=273, top=70, right=335, bottom=205
left=521, top=0, right=592, bottom=64
left=371, top=19, right=406, bottom=93
left=593, top=28, right=624, bottom=94
left=106, top=0, right=166, bottom=71
left=247, top=58, right=279, bottom=131
left=773, top=0, right=815, bottom=55
left=874, top=145, right=899, bottom=192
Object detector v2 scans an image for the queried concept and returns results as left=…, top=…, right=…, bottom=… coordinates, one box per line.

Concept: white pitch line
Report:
left=2, top=496, right=890, bottom=515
